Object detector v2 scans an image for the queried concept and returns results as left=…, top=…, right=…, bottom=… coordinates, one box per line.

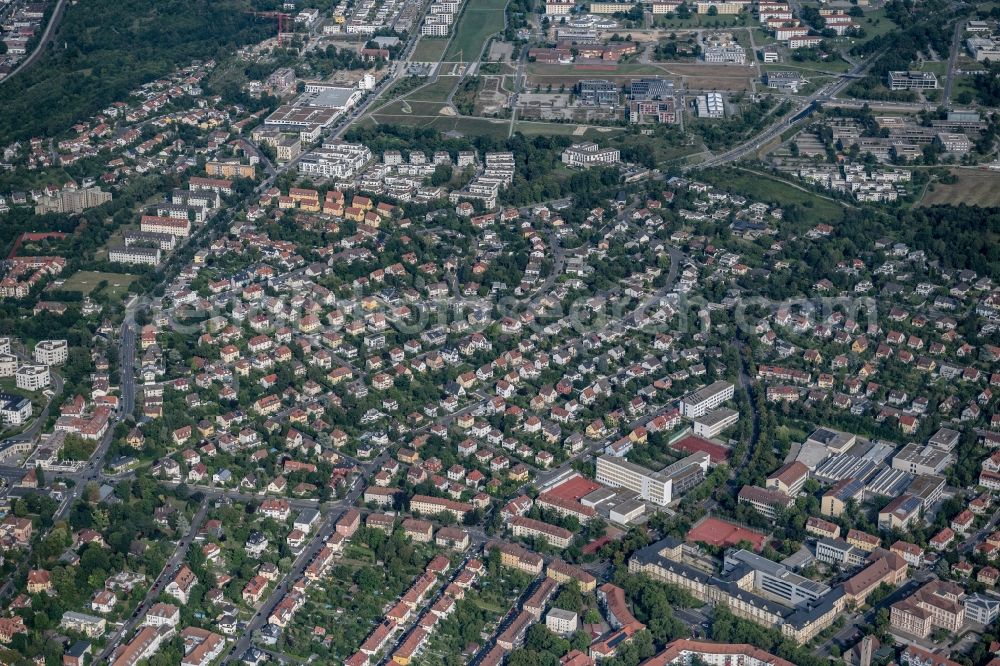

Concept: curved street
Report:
left=0, top=0, right=68, bottom=86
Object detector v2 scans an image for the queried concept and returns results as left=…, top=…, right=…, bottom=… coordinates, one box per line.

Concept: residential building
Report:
left=15, top=364, right=50, bottom=391
left=297, top=141, right=373, bottom=180
left=639, top=639, right=795, bottom=666
left=546, top=608, right=579, bottom=635
left=110, top=625, right=173, bottom=666
left=34, top=187, right=111, bottom=214
left=33, top=339, right=68, bottom=365
left=140, top=215, right=190, bottom=237
left=110, top=246, right=161, bottom=266
left=510, top=516, right=573, bottom=548
left=0, top=393, right=32, bottom=425
left=60, top=612, right=107, bottom=639
left=561, top=143, right=621, bottom=169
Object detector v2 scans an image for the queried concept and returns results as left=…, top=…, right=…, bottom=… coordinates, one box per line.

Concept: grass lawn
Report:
left=752, top=27, right=776, bottom=45
left=952, top=76, right=980, bottom=103
left=59, top=271, right=138, bottom=299
left=0, top=379, right=44, bottom=402
left=762, top=58, right=850, bottom=75
left=527, top=62, right=664, bottom=77
left=364, top=76, right=436, bottom=117
left=426, top=115, right=513, bottom=138
left=956, top=55, right=986, bottom=73
left=513, top=121, right=625, bottom=139
left=842, top=8, right=897, bottom=39
left=407, top=76, right=461, bottom=102
left=916, top=60, right=948, bottom=76
left=373, top=99, right=452, bottom=116
left=700, top=167, right=845, bottom=222
left=444, top=0, right=508, bottom=61
left=733, top=29, right=753, bottom=50
left=919, top=169, right=1000, bottom=208
left=411, top=37, right=450, bottom=62
left=780, top=124, right=804, bottom=142
left=654, top=13, right=753, bottom=28
left=368, top=112, right=512, bottom=139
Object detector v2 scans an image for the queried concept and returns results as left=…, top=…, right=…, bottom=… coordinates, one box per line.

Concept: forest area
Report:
left=0, top=0, right=273, bottom=141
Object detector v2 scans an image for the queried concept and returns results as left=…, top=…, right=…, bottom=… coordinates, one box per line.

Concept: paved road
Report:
left=0, top=298, right=138, bottom=602
left=221, top=475, right=369, bottom=663
left=376, top=553, right=475, bottom=665
left=158, top=481, right=325, bottom=509
left=507, top=46, right=529, bottom=137
left=0, top=0, right=69, bottom=86
left=531, top=244, right=687, bottom=489
left=0, top=341, right=64, bottom=447
left=120, top=302, right=138, bottom=416
left=960, top=504, right=1000, bottom=555
left=687, top=57, right=872, bottom=171
left=327, top=13, right=426, bottom=142
left=95, top=502, right=210, bottom=662
left=468, top=574, right=544, bottom=665
left=942, top=18, right=964, bottom=103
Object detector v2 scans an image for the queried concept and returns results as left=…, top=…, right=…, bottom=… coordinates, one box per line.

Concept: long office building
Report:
left=578, top=79, right=619, bottom=106
left=596, top=452, right=710, bottom=506
left=596, top=454, right=672, bottom=506
left=693, top=407, right=739, bottom=438
left=630, top=536, right=845, bottom=643
left=680, top=381, right=735, bottom=418
left=724, top=549, right=830, bottom=606
left=887, top=71, right=938, bottom=90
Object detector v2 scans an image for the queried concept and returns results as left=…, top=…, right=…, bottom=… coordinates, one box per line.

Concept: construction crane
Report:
left=246, top=11, right=293, bottom=44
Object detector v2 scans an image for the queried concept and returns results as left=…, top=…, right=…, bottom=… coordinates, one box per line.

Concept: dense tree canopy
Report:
left=0, top=0, right=271, bottom=141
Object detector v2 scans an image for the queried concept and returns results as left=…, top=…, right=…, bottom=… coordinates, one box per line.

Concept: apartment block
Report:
left=297, top=141, right=373, bottom=180
left=34, top=187, right=111, bottom=215
left=110, top=246, right=161, bottom=266
left=33, top=339, right=68, bottom=365
left=680, top=381, right=734, bottom=417
left=561, top=142, right=621, bottom=168
left=140, top=215, right=191, bottom=238
left=510, top=516, right=573, bottom=548
left=15, top=364, right=50, bottom=391
left=486, top=540, right=544, bottom=575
